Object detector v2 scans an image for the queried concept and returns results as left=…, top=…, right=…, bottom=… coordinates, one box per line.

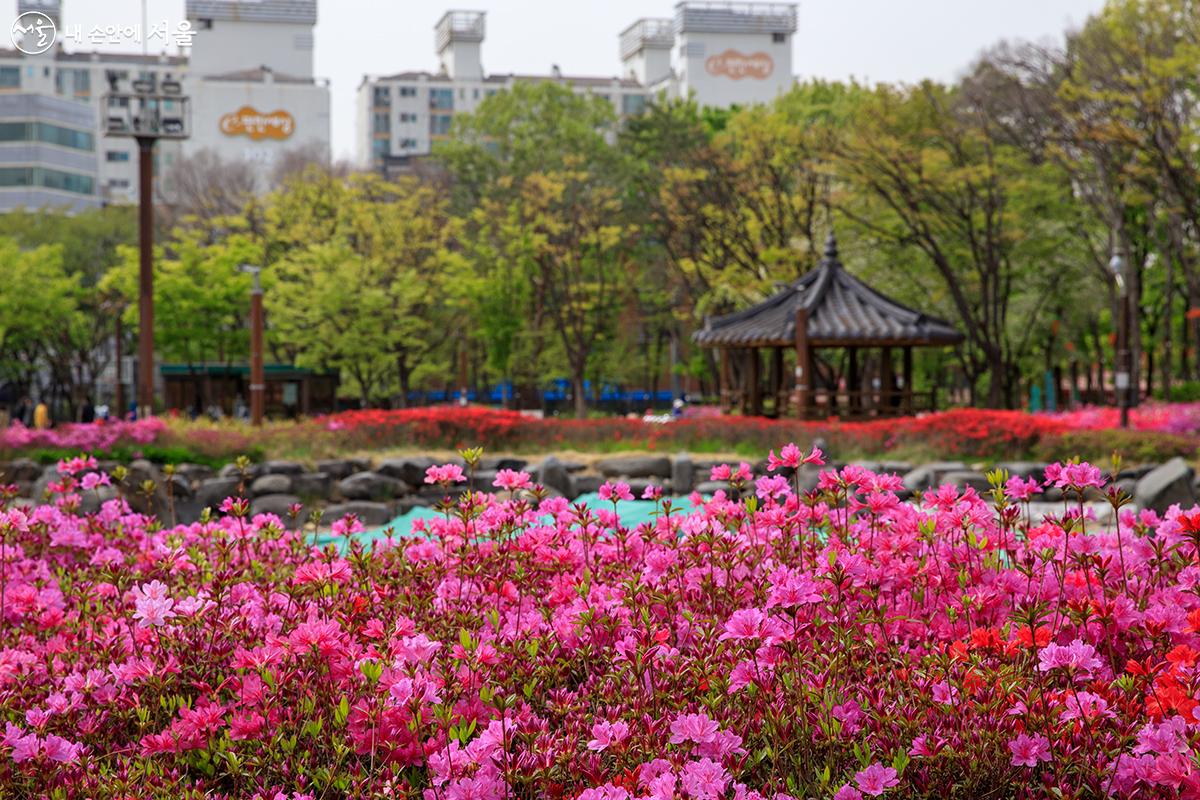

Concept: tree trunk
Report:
left=572, top=372, right=587, bottom=419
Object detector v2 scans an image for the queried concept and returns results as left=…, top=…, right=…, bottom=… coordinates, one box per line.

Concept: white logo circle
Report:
left=11, top=11, right=56, bottom=55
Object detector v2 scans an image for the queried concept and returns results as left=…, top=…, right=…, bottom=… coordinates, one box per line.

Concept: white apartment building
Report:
left=356, top=3, right=797, bottom=172
left=0, top=0, right=330, bottom=211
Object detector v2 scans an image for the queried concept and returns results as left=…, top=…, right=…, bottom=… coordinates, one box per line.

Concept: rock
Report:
left=197, top=476, right=244, bottom=509
left=418, top=485, right=469, bottom=504
left=324, top=501, right=394, bottom=527
left=470, top=470, right=499, bottom=492
left=569, top=473, right=604, bottom=498
left=166, top=474, right=193, bottom=499
left=1119, top=464, right=1159, bottom=482
left=627, top=477, right=667, bottom=498
left=78, top=485, right=119, bottom=515
left=878, top=461, right=914, bottom=476
left=262, top=460, right=306, bottom=476
left=338, top=471, right=408, bottom=501
left=316, top=458, right=370, bottom=481
left=997, top=461, right=1049, bottom=482
left=292, top=472, right=333, bottom=498
left=173, top=462, right=214, bottom=484
left=377, top=457, right=439, bottom=486
left=903, top=462, right=967, bottom=494
left=694, top=480, right=729, bottom=495
left=250, top=474, right=293, bottom=497
left=940, top=470, right=992, bottom=493
left=481, top=456, right=528, bottom=472
left=127, top=458, right=162, bottom=487
left=172, top=499, right=207, bottom=526
left=562, top=460, right=587, bottom=474
left=536, top=456, right=572, bottom=496
left=671, top=454, right=694, bottom=493
left=595, top=455, right=672, bottom=479
left=249, top=494, right=305, bottom=527
left=796, top=465, right=821, bottom=493
left=219, top=462, right=263, bottom=480
left=1135, top=458, right=1196, bottom=514
left=0, top=458, right=42, bottom=482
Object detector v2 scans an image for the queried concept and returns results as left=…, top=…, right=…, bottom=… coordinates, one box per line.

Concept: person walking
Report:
left=33, top=399, right=50, bottom=430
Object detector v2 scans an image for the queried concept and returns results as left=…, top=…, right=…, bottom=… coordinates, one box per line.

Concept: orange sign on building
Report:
left=219, top=106, right=295, bottom=140
left=704, top=50, right=774, bottom=80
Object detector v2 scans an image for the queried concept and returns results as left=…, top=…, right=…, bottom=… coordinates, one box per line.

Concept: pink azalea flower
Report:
left=599, top=481, right=634, bottom=502
left=680, top=757, right=729, bottom=800
left=586, top=720, right=630, bottom=751
left=493, top=469, right=532, bottom=491
left=1009, top=733, right=1051, bottom=767
left=424, top=464, right=467, bottom=485
left=854, top=763, right=899, bottom=796
left=131, top=580, right=176, bottom=628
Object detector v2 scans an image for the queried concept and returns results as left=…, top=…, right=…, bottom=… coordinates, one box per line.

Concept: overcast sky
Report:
left=19, top=1, right=1106, bottom=160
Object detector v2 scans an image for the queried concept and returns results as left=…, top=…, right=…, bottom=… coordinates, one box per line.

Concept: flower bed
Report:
left=2, top=447, right=1200, bottom=797
left=0, top=418, right=164, bottom=455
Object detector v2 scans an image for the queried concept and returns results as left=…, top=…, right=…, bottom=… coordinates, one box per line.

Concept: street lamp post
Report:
left=103, top=72, right=190, bottom=418
left=1110, top=253, right=1131, bottom=428
left=238, top=265, right=265, bottom=427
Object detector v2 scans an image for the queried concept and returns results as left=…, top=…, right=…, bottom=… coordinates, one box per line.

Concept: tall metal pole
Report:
left=114, top=313, right=124, bottom=419
left=250, top=284, right=264, bottom=426
left=136, top=136, right=155, bottom=418
left=1119, top=293, right=1131, bottom=428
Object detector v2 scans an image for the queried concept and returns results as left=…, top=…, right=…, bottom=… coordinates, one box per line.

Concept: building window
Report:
left=431, top=114, right=453, bottom=136
left=0, top=67, right=19, bottom=89
left=372, top=112, right=390, bottom=133
left=372, top=85, right=390, bottom=106
left=398, top=138, right=418, bottom=149
left=398, top=86, right=417, bottom=97
left=0, top=122, right=94, bottom=151
left=622, top=94, right=647, bottom=116
left=473, top=88, right=479, bottom=99
left=371, top=138, right=389, bottom=157
left=107, top=178, right=130, bottom=188
left=772, top=32, right=786, bottom=43
left=398, top=112, right=418, bottom=123
left=55, top=68, right=90, bottom=97
left=105, top=150, right=130, bottom=162
left=429, top=88, right=453, bottom=110
left=0, top=167, right=94, bottom=195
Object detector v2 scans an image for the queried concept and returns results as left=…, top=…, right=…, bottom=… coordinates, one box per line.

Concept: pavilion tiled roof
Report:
left=693, top=233, right=964, bottom=349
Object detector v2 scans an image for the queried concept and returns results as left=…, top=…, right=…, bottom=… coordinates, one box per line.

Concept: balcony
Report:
left=619, top=18, right=674, bottom=60
left=435, top=10, right=485, bottom=51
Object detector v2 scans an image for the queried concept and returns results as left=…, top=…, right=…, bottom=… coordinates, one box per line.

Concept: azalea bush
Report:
left=0, top=418, right=165, bottom=456
left=3, top=445, right=1200, bottom=798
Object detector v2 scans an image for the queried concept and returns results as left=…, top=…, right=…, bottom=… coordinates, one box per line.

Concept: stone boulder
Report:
left=671, top=454, right=694, bottom=494
left=173, top=462, right=214, bottom=484
left=337, top=471, right=408, bottom=501
left=940, top=470, right=992, bottom=493
left=0, top=458, right=42, bottom=483
left=316, top=458, right=370, bottom=481
left=292, top=472, right=333, bottom=498
left=324, top=501, right=394, bottom=527
left=250, top=474, right=293, bottom=497
left=694, top=480, right=730, bottom=496
left=1135, top=458, right=1196, bottom=515
left=595, top=455, right=672, bottom=479
left=197, top=476, right=244, bottom=509
left=903, top=462, right=968, bottom=494
left=219, top=462, right=263, bottom=481
left=249, top=494, right=305, bottom=527
left=569, top=473, right=603, bottom=498
left=481, top=456, right=528, bottom=472
left=261, top=460, right=306, bottom=476
left=377, top=457, right=439, bottom=487
left=535, top=456, right=572, bottom=496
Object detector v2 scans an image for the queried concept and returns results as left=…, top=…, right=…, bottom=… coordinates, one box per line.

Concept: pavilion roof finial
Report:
left=823, top=230, right=839, bottom=261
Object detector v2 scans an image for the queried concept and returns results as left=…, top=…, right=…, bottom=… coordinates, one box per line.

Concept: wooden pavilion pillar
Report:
left=719, top=348, right=733, bottom=412
left=880, top=346, right=894, bottom=415
left=902, top=346, right=913, bottom=414
left=794, top=308, right=812, bottom=417
left=770, top=347, right=783, bottom=416
left=847, top=347, right=859, bottom=415
left=748, top=348, right=762, bottom=416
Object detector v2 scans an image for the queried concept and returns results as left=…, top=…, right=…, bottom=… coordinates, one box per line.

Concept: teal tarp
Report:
left=317, top=492, right=702, bottom=546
